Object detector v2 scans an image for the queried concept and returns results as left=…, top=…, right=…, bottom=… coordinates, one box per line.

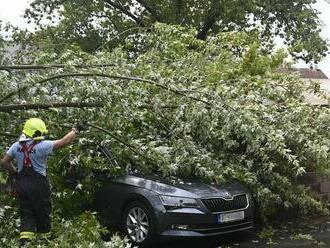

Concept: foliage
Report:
left=105, top=235, right=132, bottom=248
left=1, top=24, right=330, bottom=244
left=0, top=196, right=20, bottom=248
left=17, top=0, right=328, bottom=63
left=0, top=193, right=131, bottom=247
left=290, top=233, right=314, bottom=241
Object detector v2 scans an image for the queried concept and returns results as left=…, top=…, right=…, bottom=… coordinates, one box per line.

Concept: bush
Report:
left=0, top=191, right=131, bottom=247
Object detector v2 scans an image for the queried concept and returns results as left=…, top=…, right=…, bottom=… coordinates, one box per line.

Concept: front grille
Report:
left=202, top=194, right=248, bottom=213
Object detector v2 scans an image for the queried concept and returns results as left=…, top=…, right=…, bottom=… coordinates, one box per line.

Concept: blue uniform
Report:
left=6, top=139, right=55, bottom=238
left=6, top=140, right=54, bottom=176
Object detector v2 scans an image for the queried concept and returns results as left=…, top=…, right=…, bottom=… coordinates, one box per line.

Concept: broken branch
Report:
left=0, top=73, right=212, bottom=106
left=0, top=102, right=103, bottom=112
left=0, top=64, right=116, bottom=71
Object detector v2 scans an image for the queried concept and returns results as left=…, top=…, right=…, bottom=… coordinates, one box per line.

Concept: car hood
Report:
left=112, top=174, right=248, bottom=199
left=172, top=181, right=247, bottom=199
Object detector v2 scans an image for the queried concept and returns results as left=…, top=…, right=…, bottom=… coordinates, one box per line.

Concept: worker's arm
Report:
left=0, top=154, right=17, bottom=175
left=53, top=129, right=78, bottom=150
left=53, top=123, right=85, bottom=150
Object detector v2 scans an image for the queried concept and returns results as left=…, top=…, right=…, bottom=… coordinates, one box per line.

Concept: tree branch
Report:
left=196, top=1, right=222, bottom=40
left=0, top=64, right=116, bottom=71
left=197, top=15, right=219, bottom=40
left=0, top=102, right=103, bottom=112
left=0, top=73, right=212, bottom=106
left=87, top=122, right=156, bottom=164
left=103, top=0, right=145, bottom=26
left=95, top=27, right=144, bottom=52
left=173, top=0, right=184, bottom=23
left=135, top=0, right=162, bottom=22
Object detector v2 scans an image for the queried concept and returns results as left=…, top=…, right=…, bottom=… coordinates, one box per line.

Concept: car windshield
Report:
left=97, top=144, right=210, bottom=184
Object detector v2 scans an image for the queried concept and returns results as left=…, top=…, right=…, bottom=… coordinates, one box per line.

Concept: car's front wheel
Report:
left=123, top=201, right=156, bottom=246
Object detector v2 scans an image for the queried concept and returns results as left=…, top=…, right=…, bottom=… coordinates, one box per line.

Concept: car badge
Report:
left=222, top=191, right=232, bottom=199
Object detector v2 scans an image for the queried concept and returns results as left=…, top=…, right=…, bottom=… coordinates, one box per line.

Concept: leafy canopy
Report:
left=1, top=24, right=329, bottom=223
left=21, top=0, right=329, bottom=63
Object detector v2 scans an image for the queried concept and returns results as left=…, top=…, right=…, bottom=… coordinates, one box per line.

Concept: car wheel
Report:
left=123, top=201, right=155, bottom=246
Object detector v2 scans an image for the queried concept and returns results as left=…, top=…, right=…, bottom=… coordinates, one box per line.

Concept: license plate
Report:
left=217, top=211, right=244, bottom=223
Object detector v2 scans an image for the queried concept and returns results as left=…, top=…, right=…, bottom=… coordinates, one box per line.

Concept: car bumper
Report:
left=156, top=207, right=254, bottom=237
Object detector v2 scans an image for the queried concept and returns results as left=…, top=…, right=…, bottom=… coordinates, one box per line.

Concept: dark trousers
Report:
left=18, top=168, right=51, bottom=235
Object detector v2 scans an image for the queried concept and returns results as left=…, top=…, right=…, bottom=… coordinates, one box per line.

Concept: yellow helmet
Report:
left=23, top=118, right=48, bottom=140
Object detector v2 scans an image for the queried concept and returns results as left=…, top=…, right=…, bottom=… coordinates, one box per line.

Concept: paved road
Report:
left=156, top=231, right=257, bottom=248
left=156, top=231, right=330, bottom=248
left=155, top=217, right=330, bottom=248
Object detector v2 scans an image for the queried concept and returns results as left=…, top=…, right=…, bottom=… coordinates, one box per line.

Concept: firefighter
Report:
left=0, top=118, right=84, bottom=244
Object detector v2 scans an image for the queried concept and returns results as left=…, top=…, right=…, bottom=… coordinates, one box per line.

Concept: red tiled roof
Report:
left=278, top=68, right=328, bottom=79
left=297, top=68, right=328, bottom=79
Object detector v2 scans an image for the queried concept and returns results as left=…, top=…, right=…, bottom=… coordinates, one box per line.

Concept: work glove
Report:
left=73, top=122, right=88, bottom=133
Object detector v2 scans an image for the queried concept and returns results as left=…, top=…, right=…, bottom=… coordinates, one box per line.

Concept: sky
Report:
left=0, top=0, right=329, bottom=77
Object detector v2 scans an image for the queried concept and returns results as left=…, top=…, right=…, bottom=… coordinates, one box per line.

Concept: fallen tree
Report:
left=1, top=24, right=329, bottom=247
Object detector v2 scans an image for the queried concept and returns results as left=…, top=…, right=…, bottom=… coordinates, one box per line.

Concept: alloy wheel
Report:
left=126, top=206, right=150, bottom=243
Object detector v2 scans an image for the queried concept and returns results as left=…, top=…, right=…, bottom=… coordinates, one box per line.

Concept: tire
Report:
left=122, top=201, right=156, bottom=246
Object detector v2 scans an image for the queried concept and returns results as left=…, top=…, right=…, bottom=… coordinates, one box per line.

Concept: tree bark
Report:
left=197, top=15, right=218, bottom=40
left=0, top=64, right=116, bottom=71
left=0, top=102, right=103, bottom=112
left=103, top=0, right=145, bottom=26
left=196, top=1, right=222, bottom=40
left=135, top=0, right=162, bottom=22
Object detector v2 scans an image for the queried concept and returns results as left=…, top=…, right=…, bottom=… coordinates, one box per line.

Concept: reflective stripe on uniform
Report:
left=20, top=231, right=35, bottom=239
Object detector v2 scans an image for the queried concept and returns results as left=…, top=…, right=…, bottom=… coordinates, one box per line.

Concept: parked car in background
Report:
left=94, top=146, right=254, bottom=246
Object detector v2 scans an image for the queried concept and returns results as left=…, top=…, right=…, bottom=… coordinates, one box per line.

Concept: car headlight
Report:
left=160, top=195, right=198, bottom=208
